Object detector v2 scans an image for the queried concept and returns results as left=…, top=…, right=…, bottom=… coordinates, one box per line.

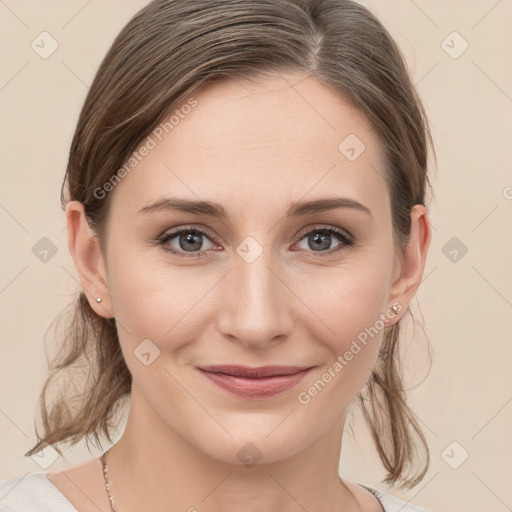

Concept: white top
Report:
left=0, top=471, right=428, bottom=512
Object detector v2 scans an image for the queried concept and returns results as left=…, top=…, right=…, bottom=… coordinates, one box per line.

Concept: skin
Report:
left=48, top=72, right=431, bottom=512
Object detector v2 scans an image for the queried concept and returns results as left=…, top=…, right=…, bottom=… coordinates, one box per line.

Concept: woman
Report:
left=0, top=0, right=434, bottom=510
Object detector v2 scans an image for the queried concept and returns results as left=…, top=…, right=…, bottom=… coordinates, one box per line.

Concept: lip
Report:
left=197, top=365, right=314, bottom=399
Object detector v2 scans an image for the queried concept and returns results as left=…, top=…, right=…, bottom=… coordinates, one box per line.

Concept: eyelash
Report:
left=156, top=225, right=356, bottom=259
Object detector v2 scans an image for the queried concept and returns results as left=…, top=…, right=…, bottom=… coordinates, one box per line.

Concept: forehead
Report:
left=109, top=72, right=388, bottom=217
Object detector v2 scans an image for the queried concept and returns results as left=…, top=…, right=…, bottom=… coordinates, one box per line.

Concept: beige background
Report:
left=1, top=1, right=511, bottom=511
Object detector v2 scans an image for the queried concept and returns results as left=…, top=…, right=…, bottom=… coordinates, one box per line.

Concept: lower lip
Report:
left=199, top=368, right=312, bottom=399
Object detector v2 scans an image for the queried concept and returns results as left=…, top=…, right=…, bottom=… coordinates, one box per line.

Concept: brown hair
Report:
left=25, top=0, right=435, bottom=490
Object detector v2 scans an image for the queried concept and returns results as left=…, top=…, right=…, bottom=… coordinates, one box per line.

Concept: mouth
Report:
left=197, top=365, right=314, bottom=399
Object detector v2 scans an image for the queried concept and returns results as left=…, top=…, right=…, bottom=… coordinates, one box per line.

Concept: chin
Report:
left=195, top=429, right=308, bottom=468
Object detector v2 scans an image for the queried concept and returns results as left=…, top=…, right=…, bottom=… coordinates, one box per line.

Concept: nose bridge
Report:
left=217, top=239, right=292, bottom=347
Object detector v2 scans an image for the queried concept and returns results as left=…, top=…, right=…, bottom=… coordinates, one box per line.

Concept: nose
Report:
left=216, top=245, right=294, bottom=350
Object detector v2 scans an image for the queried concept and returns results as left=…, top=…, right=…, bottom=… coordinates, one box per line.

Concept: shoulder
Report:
left=0, top=471, right=77, bottom=512
left=356, top=482, right=430, bottom=512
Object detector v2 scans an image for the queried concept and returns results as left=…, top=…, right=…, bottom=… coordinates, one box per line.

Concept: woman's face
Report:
left=74, top=72, right=427, bottom=465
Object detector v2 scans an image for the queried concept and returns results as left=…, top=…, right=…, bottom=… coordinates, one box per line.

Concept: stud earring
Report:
left=391, top=304, right=400, bottom=314
left=96, top=297, right=102, bottom=303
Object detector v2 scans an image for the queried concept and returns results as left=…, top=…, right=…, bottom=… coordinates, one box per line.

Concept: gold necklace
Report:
left=101, top=450, right=119, bottom=512
left=100, top=449, right=364, bottom=512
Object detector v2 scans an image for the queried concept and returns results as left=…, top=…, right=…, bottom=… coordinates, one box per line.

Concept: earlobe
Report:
left=386, top=204, right=432, bottom=326
left=65, top=201, right=114, bottom=319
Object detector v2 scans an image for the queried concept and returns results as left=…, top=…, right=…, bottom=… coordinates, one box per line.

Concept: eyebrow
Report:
left=137, top=196, right=372, bottom=219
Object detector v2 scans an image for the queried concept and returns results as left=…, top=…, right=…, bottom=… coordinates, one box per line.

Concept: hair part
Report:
left=25, top=0, right=435, bottom=490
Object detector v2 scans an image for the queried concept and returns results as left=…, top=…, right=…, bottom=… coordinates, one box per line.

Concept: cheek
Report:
left=107, top=247, right=212, bottom=353
left=301, top=258, right=390, bottom=341
left=297, top=261, right=391, bottom=396
left=292, top=272, right=390, bottom=439
left=105, top=243, right=167, bottom=340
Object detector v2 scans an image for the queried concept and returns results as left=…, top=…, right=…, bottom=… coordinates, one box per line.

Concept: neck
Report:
left=106, top=387, right=359, bottom=512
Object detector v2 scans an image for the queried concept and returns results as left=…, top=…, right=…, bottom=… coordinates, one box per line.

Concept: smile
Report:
left=197, top=365, right=314, bottom=399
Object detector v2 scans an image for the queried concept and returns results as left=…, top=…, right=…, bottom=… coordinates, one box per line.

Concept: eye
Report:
left=156, top=225, right=355, bottom=259
left=157, top=227, right=218, bottom=258
left=293, top=226, right=355, bottom=256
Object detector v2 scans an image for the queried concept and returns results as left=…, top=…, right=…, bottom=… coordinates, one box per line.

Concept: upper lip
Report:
left=198, top=365, right=313, bottom=378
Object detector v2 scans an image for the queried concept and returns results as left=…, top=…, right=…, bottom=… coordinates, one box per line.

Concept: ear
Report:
left=65, top=200, right=114, bottom=319
left=386, top=204, right=432, bottom=326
